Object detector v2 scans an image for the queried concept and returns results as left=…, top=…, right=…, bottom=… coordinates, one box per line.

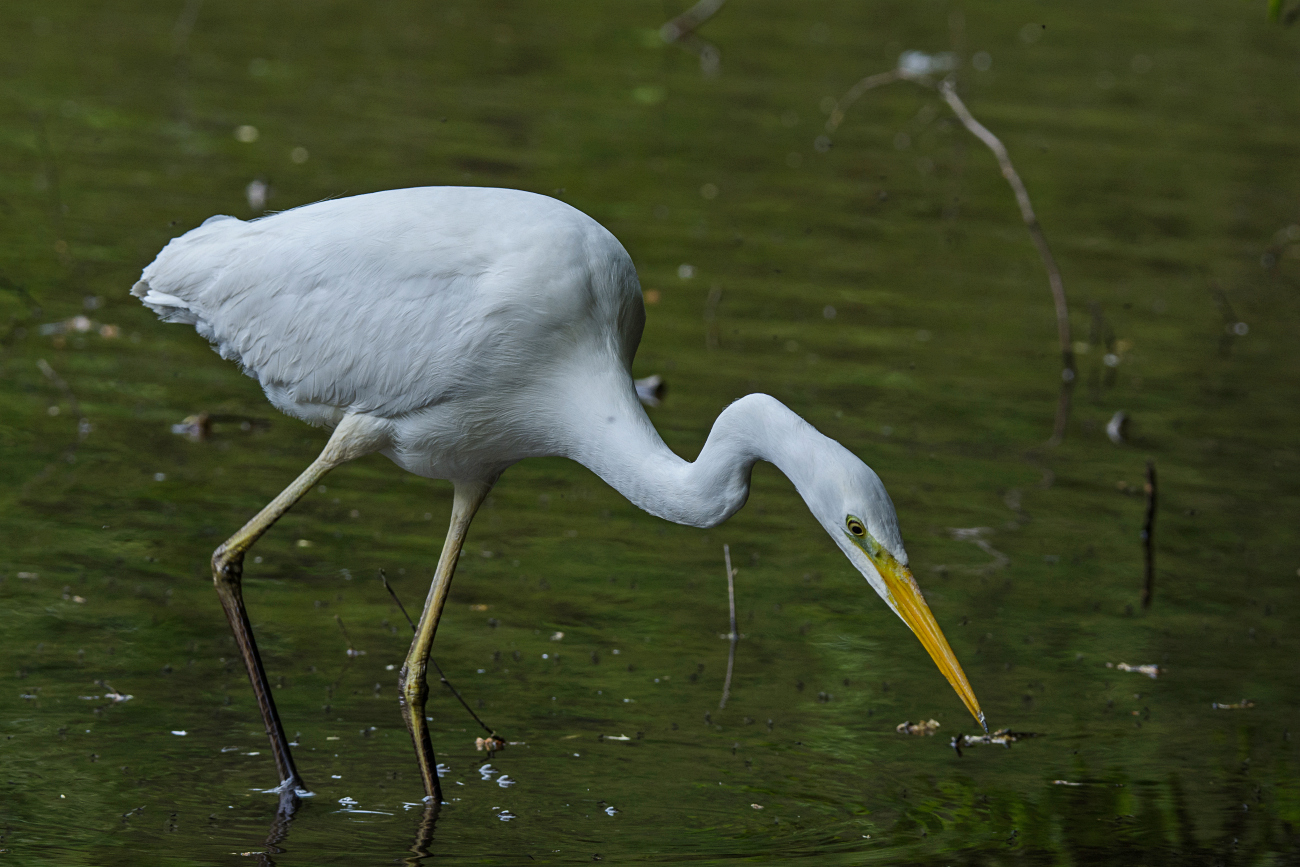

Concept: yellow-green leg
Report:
left=211, top=414, right=388, bottom=795
left=398, top=480, right=491, bottom=802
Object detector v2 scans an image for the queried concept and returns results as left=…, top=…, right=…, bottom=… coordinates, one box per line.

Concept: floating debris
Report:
left=475, top=735, right=506, bottom=753
left=931, top=527, right=1009, bottom=575
left=950, top=728, right=1041, bottom=757
left=246, top=178, right=268, bottom=211
left=1212, top=699, right=1256, bottom=710
left=1052, top=780, right=1084, bottom=787
left=38, top=315, right=122, bottom=339
left=1107, top=662, right=1159, bottom=679
left=896, top=719, right=941, bottom=736
left=634, top=374, right=666, bottom=407
left=600, top=734, right=632, bottom=742
left=898, top=50, right=958, bottom=75
left=550, top=631, right=565, bottom=641
left=1106, top=411, right=1129, bottom=445
left=170, top=730, right=187, bottom=736
left=751, top=803, right=764, bottom=810
left=170, top=412, right=270, bottom=442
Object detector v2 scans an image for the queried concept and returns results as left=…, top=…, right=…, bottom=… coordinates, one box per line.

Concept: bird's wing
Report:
left=133, top=188, right=643, bottom=419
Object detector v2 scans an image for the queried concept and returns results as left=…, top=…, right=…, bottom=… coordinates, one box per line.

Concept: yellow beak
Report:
left=868, top=546, right=986, bottom=732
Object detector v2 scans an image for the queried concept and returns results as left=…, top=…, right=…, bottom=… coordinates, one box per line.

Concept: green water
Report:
left=3, top=1, right=1299, bottom=863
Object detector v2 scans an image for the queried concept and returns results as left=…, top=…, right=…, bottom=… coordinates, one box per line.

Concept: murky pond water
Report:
left=3, top=1, right=1299, bottom=863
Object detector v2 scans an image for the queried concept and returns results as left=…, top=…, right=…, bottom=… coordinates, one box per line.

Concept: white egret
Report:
left=134, top=186, right=984, bottom=803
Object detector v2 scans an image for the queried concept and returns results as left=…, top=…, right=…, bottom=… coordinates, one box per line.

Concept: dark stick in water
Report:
left=1141, top=461, right=1157, bottom=609
left=379, top=569, right=497, bottom=737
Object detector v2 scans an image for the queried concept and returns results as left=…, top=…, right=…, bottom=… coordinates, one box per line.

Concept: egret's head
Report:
left=801, top=441, right=986, bottom=732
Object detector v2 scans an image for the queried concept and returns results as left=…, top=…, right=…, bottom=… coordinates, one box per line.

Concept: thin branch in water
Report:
left=171, top=0, right=204, bottom=53
left=825, top=62, right=1077, bottom=444
left=719, top=544, right=739, bottom=709
left=0, top=273, right=42, bottom=316
left=660, top=0, right=727, bottom=41
left=660, top=0, right=727, bottom=76
left=30, top=114, right=71, bottom=267
left=334, top=614, right=363, bottom=657
left=1209, top=285, right=1247, bottom=358
left=1140, top=460, right=1157, bottom=610
left=37, top=358, right=90, bottom=446
left=379, top=569, right=497, bottom=738
left=379, top=568, right=416, bottom=631
left=704, top=284, right=722, bottom=350
left=824, top=70, right=904, bottom=133
left=936, top=78, right=1075, bottom=388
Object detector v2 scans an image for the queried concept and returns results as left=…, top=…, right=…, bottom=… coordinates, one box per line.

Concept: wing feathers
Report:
left=133, top=187, right=640, bottom=420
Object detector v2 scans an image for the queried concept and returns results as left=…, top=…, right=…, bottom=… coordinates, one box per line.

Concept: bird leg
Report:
left=398, top=480, right=492, bottom=802
left=211, top=414, right=389, bottom=796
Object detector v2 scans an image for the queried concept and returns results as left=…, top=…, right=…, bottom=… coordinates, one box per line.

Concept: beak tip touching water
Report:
left=868, top=549, right=987, bottom=732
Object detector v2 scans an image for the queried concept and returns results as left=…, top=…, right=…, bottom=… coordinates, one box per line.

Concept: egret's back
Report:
left=134, top=187, right=644, bottom=424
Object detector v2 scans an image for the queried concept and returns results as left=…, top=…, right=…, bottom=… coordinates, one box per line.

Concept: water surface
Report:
left=2, top=1, right=1299, bottom=863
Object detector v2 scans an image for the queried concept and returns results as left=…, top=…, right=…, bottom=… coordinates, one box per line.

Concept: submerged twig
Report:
left=719, top=544, right=739, bottom=709
left=1140, top=460, right=1157, bottom=609
left=704, top=285, right=722, bottom=350
left=660, top=0, right=728, bottom=76
left=826, top=60, right=1077, bottom=443
left=334, top=615, right=364, bottom=658
left=31, top=114, right=71, bottom=267
left=1209, top=285, right=1248, bottom=358
left=824, top=70, right=905, bottom=133
left=171, top=0, right=204, bottom=52
left=933, top=527, right=1009, bottom=576
left=379, top=569, right=417, bottom=631
left=936, top=79, right=1074, bottom=385
left=379, top=569, right=497, bottom=738
left=37, top=358, right=90, bottom=448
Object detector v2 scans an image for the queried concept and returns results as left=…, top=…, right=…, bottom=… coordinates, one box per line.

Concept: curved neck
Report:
left=561, top=380, right=821, bottom=528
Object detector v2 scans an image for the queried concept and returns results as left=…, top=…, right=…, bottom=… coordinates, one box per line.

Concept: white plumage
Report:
left=135, top=186, right=983, bottom=803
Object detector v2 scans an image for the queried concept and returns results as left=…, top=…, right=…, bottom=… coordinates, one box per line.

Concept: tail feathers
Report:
left=133, top=215, right=245, bottom=327
left=132, top=279, right=200, bottom=325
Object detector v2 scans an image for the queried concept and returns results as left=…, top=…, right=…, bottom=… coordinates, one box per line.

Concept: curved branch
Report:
left=937, top=78, right=1073, bottom=381
left=826, top=64, right=1077, bottom=443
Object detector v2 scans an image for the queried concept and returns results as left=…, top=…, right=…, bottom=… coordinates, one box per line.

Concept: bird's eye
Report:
left=846, top=517, right=866, bottom=537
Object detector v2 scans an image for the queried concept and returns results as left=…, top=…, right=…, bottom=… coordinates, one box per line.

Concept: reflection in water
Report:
left=244, top=791, right=298, bottom=867
left=405, top=801, right=440, bottom=866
